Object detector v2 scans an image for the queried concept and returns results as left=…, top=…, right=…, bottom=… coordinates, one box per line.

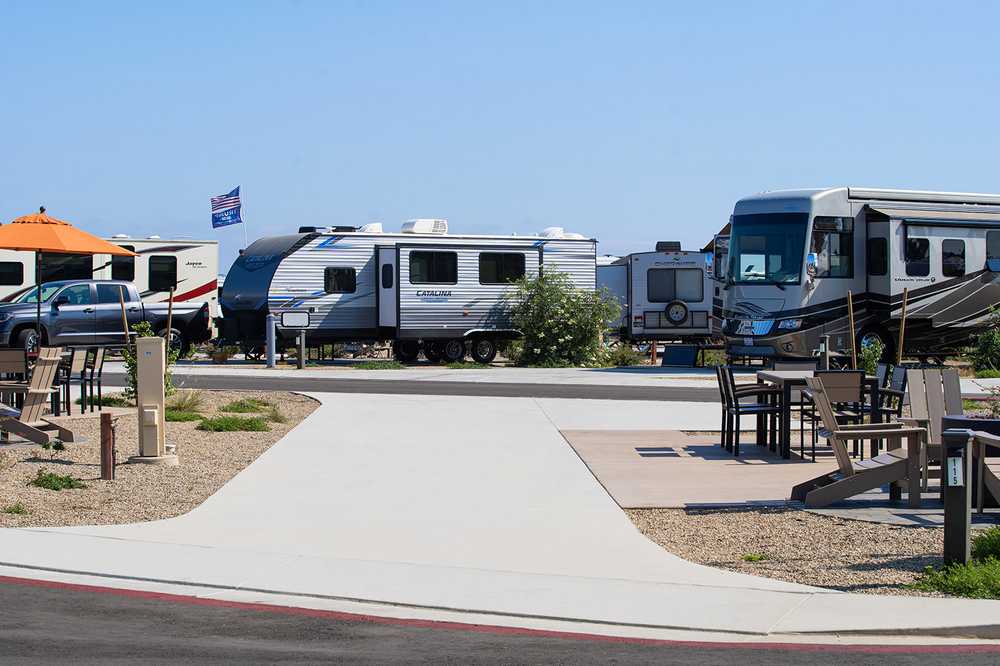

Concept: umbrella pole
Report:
left=35, top=252, right=41, bottom=352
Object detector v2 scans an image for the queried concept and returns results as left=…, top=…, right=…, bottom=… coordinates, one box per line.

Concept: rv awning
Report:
left=870, top=207, right=1000, bottom=228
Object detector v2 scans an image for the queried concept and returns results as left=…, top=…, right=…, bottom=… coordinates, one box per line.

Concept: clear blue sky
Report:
left=2, top=1, right=997, bottom=270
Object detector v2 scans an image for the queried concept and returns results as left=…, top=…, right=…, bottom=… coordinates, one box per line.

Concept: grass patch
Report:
left=265, top=405, right=287, bottom=424
left=165, top=409, right=203, bottom=422
left=219, top=398, right=271, bottom=413
left=29, top=469, right=86, bottom=491
left=353, top=360, right=405, bottom=370
left=912, top=560, right=1000, bottom=599
left=973, top=526, right=1000, bottom=561
left=964, top=398, right=987, bottom=412
left=976, top=370, right=1000, bottom=379
left=168, top=390, right=204, bottom=413
left=197, top=415, right=270, bottom=432
left=444, top=361, right=489, bottom=369
left=75, top=393, right=132, bottom=408
left=2, top=502, right=27, bottom=515
left=741, top=553, right=768, bottom=562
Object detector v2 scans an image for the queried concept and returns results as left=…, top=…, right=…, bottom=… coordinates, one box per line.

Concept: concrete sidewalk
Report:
left=1, top=393, right=998, bottom=641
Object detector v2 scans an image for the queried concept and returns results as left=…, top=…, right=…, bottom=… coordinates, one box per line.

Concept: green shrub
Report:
left=601, top=344, right=643, bottom=367
left=76, top=393, right=132, bottom=408
left=29, top=469, right=86, bottom=491
left=977, top=370, right=1000, bottom=379
left=353, top=360, right=405, bottom=370
left=122, top=321, right=180, bottom=400
left=168, top=390, right=204, bottom=413
left=165, top=409, right=203, bottom=422
left=266, top=405, right=288, bottom=424
left=973, top=527, right=1000, bottom=562
left=912, top=560, right=1000, bottom=599
left=742, top=553, right=768, bottom=562
left=505, top=271, right=620, bottom=367
left=497, top=340, right=523, bottom=365
left=971, top=309, right=1000, bottom=372
left=219, top=398, right=271, bottom=413
left=197, top=415, right=270, bottom=432
left=3, top=502, right=28, bottom=515
left=857, top=338, right=885, bottom=376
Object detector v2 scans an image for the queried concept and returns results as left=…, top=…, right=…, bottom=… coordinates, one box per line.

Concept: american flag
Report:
left=211, top=186, right=241, bottom=213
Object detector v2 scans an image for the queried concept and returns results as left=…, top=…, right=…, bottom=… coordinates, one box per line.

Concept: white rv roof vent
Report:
left=359, top=223, right=384, bottom=233
left=401, top=218, right=448, bottom=234
left=148, top=235, right=161, bottom=239
left=540, top=226, right=565, bottom=238
left=112, top=234, right=129, bottom=238
left=562, top=232, right=586, bottom=239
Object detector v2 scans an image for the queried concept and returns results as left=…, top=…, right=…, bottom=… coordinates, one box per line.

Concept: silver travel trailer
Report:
left=597, top=242, right=714, bottom=342
left=721, top=187, right=1000, bottom=361
left=219, top=220, right=597, bottom=362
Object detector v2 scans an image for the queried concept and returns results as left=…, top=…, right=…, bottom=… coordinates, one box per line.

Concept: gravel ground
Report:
left=0, top=390, right=318, bottom=528
left=628, top=507, right=944, bottom=596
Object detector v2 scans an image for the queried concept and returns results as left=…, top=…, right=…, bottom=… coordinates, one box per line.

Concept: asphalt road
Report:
left=102, top=372, right=720, bottom=402
left=1, top=578, right=995, bottom=664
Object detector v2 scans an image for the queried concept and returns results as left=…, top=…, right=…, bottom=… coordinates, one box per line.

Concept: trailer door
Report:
left=377, top=246, right=397, bottom=328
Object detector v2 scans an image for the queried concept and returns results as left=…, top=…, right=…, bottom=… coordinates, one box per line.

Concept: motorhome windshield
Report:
left=728, top=213, right=808, bottom=284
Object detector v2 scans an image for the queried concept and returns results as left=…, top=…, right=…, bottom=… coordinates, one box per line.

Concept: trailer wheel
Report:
left=442, top=338, right=466, bottom=363
left=470, top=338, right=497, bottom=364
left=859, top=327, right=894, bottom=363
left=423, top=342, right=443, bottom=363
left=393, top=340, right=420, bottom=363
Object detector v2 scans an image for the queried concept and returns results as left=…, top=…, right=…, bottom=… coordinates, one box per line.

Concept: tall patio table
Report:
left=755, top=370, right=882, bottom=459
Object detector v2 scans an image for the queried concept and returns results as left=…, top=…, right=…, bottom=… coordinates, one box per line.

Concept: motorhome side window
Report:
left=409, top=251, right=457, bottom=284
left=0, top=262, right=23, bottom=286
left=987, top=231, right=1000, bottom=270
left=647, top=268, right=704, bottom=302
left=112, top=245, right=135, bottom=281
left=809, top=217, right=852, bottom=278
left=324, top=267, right=357, bottom=293
left=149, top=255, right=177, bottom=291
left=866, top=238, right=887, bottom=276
left=905, top=237, right=930, bottom=277
left=40, top=252, right=92, bottom=283
left=941, top=239, right=965, bottom=277
left=479, top=253, right=525, bottom=284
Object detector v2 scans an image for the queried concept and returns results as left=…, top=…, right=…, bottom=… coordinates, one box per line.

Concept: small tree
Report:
left=122, top=321, right=179, bottom=400
left=971, top=309, right=1000, bottom=373
left=506, top=271, right=619, bottom=367
left=857, top=337, right=885, bottom=376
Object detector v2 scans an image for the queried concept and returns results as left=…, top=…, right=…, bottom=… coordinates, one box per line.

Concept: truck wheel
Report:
left=442, top=338, right=466, bottom=363
left=393, top=340, right=419, bottom=363
left=16, top=328, right=39, bottom=352
left=158, top=328, right=188, bottom=356
left=470, top=338, right=497, bottom=364
left=423, top=342, right=443, bottom=363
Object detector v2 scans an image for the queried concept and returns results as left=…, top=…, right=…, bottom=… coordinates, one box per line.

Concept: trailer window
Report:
left=324, top=267, right=357, bottom=293
left=112, top=245, right=135, bottom=281
left=867, top=238, right=887, bottom=276
left=810, top=217, right=852, bottom=278
left=409, top=251, right=457, bottom=284
left=40, top=253, right=92, bottom=283
left=647, top=268, right=704, bottom=303
left=381, top=264, right=393, bottom=289
left=988, top=231, right=1000, bottom=271
left=942, top=239, right=965, bottom=277
left=905, top=238, right=930, bottom=277
left=149, top=255, right=177, bottom=291
left=0, top=262, right=23, bottom=286
left=479, top=253, right=525, bottom=284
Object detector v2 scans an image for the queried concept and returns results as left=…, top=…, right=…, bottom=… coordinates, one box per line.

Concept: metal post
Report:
left=942, top=428, right=973, bottom=566
left=100, top=412, right=114, bottom=480
left=819, top=334, right=831, bottom=371
left=265, top=314, right=276, bottom=368
left=297, top=332, right=305, bottom=370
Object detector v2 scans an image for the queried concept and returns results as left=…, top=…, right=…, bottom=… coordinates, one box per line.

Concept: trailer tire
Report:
left=393, top=340, right=419, bottom=363
left=470, top=338, right=497, bottom=364
left=859, top=327, right=894, bottom=364
left=442, top=338, right=466, bottom=363
left=423, top=342, right=443, bottom=363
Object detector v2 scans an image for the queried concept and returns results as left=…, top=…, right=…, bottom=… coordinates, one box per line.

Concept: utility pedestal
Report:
left=128, top=336, right=178, bottom=466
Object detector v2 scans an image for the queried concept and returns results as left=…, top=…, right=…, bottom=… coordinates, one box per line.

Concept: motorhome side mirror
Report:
left=805, top=253, right=818, bottom=288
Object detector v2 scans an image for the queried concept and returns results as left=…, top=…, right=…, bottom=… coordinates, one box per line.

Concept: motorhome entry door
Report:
left=377, top=246, right=397, bottom=327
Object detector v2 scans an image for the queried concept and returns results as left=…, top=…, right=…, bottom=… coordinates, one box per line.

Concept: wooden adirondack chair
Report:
left=971, top=431, right=1000, bottom=513
left=790, top=377, right=924, bottom=508
left=903, top=368, right=963, bottom=490
left=0, top=347, right=75, bottom=445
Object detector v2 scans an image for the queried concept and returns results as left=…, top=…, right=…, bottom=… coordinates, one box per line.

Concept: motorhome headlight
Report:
left=777, top=319, right=802, bottom=331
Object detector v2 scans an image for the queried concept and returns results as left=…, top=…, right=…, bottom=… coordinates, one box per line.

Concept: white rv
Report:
left=723, top=187, right=1000, bottom=361
left=219, top=220, right=597, bottom=363
left=0, top=236, right=219, bottom=318
left=597, top=242, right=714, bottom=342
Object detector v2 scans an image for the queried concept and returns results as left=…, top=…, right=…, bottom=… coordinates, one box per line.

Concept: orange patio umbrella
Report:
left=0, top=207, right=137, bottom=349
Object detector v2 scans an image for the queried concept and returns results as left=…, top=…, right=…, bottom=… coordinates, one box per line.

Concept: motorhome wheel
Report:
left=665, top=300, right=689, bottom=326
left=470, top=338, right=497, bottom=364
left=393, top=340, right=420, bottom=363
left=442, top=339, right=466, bottom=363
left=423, top=342, right=443, bottom=363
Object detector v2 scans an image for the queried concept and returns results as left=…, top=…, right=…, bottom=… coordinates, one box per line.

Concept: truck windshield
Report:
left=727, top=213, right=808, bottom=284
left=15, top=284, right=62, bottom=303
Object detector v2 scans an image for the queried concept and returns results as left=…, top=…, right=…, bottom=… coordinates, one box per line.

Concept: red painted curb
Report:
left=0, top=574, right=997, bottom=654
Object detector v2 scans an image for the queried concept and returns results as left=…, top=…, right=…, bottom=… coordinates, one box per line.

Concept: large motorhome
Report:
left=597, top=242, right=714, bottom=342
left=219, top=220, right=597, bottom=363
left=721, top=187, right=1000, bottom=360
left=0, top=236, right=220, bottom=318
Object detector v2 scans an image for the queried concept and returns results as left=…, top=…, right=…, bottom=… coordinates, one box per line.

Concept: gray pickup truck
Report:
left=0, top=279, right=212, bottom=352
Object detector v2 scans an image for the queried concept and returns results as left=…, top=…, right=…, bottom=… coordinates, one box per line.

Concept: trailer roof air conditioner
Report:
left=656, top=241, right=682, bottom=252
left=401, top=219, right=448, bottom=234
